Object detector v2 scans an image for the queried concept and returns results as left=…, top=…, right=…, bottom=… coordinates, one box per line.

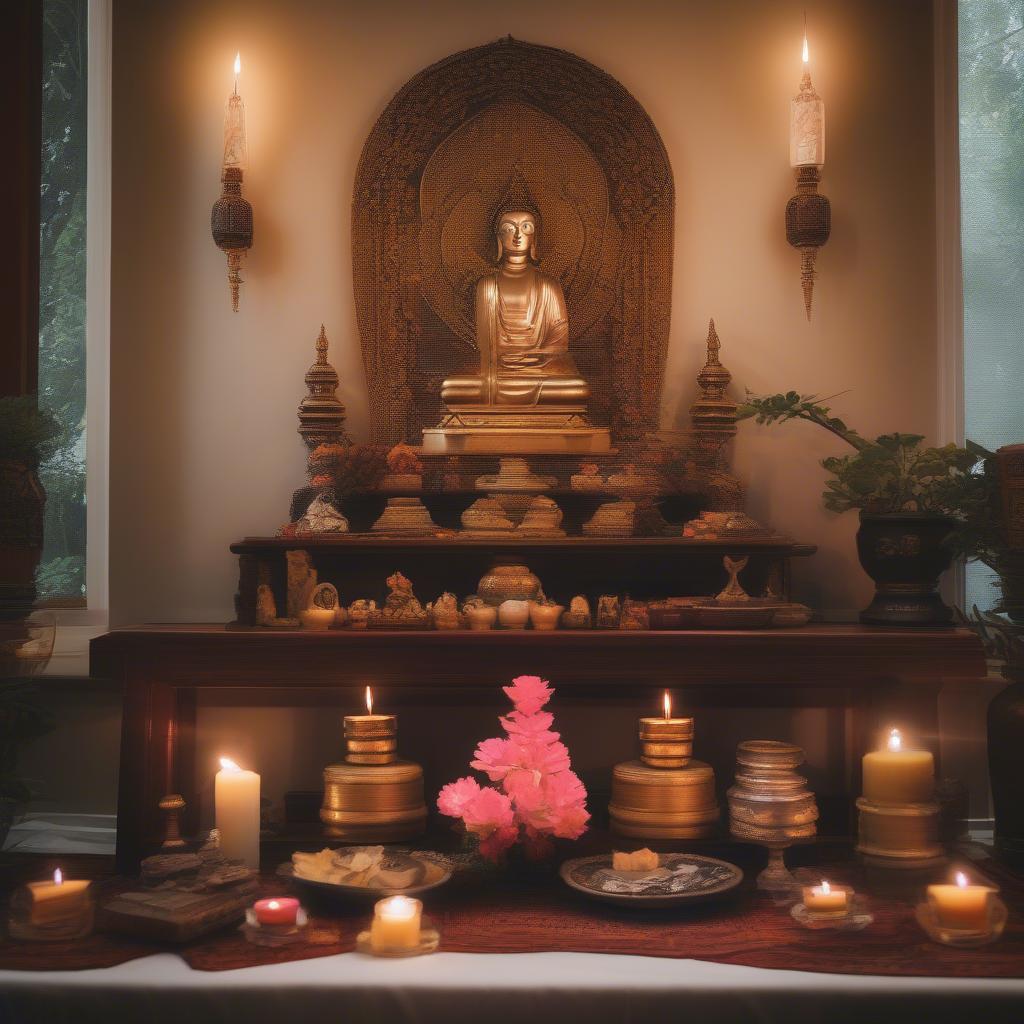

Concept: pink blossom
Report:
left=502, top=675, right=552, bottom=715
left=437, top=776, right=481, bottom=818
left=470, top=736, right=516, bottom=781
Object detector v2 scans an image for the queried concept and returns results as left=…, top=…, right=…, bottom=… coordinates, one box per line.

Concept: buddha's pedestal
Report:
left=422, top=407, right=612, bottom=455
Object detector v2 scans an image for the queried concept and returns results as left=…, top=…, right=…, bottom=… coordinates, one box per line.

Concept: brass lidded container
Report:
left=609, top=697, right=718, bottom=839
left=855, top=797, right=943, bottom=869
left=320, top=693, right=427, bottom=842
left=727, top=740, right=818, bottom=893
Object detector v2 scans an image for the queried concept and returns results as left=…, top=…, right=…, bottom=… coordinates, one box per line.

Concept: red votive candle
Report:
left=253, top=897, right=300, bottom=926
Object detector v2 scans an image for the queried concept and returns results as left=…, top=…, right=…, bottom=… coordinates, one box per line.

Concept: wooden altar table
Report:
left=90, top=624, right=986, bottom=872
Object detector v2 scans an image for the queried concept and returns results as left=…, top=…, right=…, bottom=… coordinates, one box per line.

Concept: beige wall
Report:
left=109, top=0, right=940, bottom=623
left=97, top=1, right=994, bottom=823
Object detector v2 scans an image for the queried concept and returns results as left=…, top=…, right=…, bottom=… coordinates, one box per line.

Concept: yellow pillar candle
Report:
left=862, top=729, right=934, bottom=804
left=26, top=869, right=91, bottom=925
left=928, top=872, right=994, bottom=931
left=370, top=895, right=422, bottom=951
left=215, top=757, right=261, bottom=868
left=801, top=879, right=848, bottom=914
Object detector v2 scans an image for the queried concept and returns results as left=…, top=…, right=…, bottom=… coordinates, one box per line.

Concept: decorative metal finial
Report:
left=158, top=793, right=187, bottom=850
left=297, top=325, right=349, bottom=450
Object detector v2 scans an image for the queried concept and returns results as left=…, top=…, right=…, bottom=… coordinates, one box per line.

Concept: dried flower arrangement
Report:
left=437, top=676, right=589, bottom=861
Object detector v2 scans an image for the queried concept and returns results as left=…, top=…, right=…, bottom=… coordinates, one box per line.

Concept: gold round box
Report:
left=855, top=796, right=944, bottom=869
left=609, top=759, right=719, bottom=839
left=321, top=760, right=427, bottom=842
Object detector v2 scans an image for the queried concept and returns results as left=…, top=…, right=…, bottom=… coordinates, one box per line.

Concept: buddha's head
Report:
left=493, top=207, right=540, bottom=264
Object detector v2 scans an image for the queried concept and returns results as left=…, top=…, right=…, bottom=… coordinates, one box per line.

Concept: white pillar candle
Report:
left=370, top=895, right=422, bottom=951
left=223, top=52, right=248, bottom=170
left=215, top=757, right=261, bottom=868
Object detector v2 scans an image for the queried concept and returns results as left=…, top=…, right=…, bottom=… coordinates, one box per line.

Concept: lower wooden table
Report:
left=90, top=624, right=986, bottom=873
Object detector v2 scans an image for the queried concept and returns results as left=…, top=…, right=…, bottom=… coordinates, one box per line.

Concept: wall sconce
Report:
left=211, top=52, right=254, bottom=312
left=786, top=26, right=830, bottom=320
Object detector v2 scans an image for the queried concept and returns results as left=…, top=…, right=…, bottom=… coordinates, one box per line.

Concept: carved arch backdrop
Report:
left=352, top=37, right=674, bottom=445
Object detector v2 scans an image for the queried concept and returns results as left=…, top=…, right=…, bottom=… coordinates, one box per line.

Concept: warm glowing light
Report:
left=234, top=52, right=241, bottom=76
left=819, top=880, right=831, bottom=895
left=219, top=756, right=242, bottom=773
left=663, top=692, right=671, bottom=720
left=365, top=686, right=373, bottom=715
left=802, top=33, right=809, bottom=63
left=267, top=900, right=280, bottom=910
left=956, top=872, right=969, bottom=889
left=54, top=868, right=63, bottom=886
left=887, top=728, right=902, bottom=753
left=380, top=895, right=417, bottom=920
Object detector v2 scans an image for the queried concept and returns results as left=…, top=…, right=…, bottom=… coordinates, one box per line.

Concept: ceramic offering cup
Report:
left=498, top=600, right=530, bottom=629
left=464, top=604, right=497, bottom=631
left=529, top=602, right=564, bottom=631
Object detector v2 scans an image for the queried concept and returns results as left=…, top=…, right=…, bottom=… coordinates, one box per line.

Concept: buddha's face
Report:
left=495, top=210, right=537, bottom=260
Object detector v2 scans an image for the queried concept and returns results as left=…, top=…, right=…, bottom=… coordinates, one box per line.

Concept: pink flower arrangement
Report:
left=437, top=675, right=590, bottom=861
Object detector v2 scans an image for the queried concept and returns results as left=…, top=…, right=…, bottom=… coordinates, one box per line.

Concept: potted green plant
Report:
left=0, top=397, right=61, bottom=620
left=739, top=392, right=978, bottom=625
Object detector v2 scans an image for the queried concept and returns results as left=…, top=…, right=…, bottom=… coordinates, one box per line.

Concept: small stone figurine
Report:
left=717, top=555, right=751, bottom=604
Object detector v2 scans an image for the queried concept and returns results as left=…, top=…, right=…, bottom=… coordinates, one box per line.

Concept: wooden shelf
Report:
left=92, top=623, right=982, bottom=690
left=231, top=535, right=815, bottom=553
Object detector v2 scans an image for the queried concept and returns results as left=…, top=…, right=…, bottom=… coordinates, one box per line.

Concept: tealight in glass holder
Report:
left=789, top=878, right=873, bottom=932
left=356, top=895, right=439, bottom=958
left=916, top=873, right=1007, bottom=948
left=7, top=870, right=94, bottom=942
left=241, top=897, right=310, bottom=947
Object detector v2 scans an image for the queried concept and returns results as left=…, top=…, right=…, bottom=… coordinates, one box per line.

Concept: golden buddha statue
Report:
left=441, top=207, right=589, bottom=409
left=424, top=204, right=609, bottom=454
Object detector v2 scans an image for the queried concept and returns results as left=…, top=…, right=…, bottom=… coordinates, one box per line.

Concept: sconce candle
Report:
left=211, top=51, right=254, bottom=311
left=785, top=24, right=831, bottom=320
left=215, top=757, right=261, bottom=868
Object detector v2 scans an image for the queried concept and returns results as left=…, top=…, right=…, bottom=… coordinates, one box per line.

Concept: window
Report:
left=37, top=0, right=89, bottom=604
left=959, top=0, right=1024, bottom=612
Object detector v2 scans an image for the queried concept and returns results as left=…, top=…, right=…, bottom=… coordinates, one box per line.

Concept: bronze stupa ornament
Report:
left=297, top=325, right=349, bottom=451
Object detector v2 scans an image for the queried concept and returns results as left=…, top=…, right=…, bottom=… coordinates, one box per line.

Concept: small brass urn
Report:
left=320, top=689, right=427, bottom=842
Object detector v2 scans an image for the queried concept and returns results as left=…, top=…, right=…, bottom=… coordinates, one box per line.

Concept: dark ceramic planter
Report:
left=855, top=513, right=958, bottom=626
left=0, top=460, right=45, bottom=621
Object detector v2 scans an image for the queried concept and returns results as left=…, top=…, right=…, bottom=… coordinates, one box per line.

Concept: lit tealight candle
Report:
left=862, top=728, right=935, bottom=805
left=252, top=897, right=300, bottom=927
left=802, top=879, right=849, bottom=914
left=26, top=868, right=91, bottom=925
left=928, top=872, right=995, bottom=932
left=370, top=895, right=422, bottom=952
left=215, top=756, right=261, bottom=869
left=639, top=692, right=693, bottom=739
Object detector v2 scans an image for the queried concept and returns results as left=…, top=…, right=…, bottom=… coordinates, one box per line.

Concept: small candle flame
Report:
left=234, top=52, right=241, bottom=76
left=54, top=868, right=63, bottom=886
left=663, top=691, right=671, bottom=720
left=365, top=686, right=373, bottom=715
left=888, top=728, right=902, bottom=753
left=267, top=899, right=280, bottom=910
left=219, top=756, right=241, bottom=773
left=820, top=880, right=830, bottom=895
left=381, top=894, right=416, bottom=919
left=956, top=871, right=969, bottom=889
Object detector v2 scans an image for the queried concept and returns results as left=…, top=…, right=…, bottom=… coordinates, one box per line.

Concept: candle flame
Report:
left=219, top=756, right=241, bottom=773
left=956, top=871, right=969, bottom=889
left=365, top=686, right=373, bottom=715
left=663, top=691, right=671, bottom=720
left=888, top=728, right=902, bottom=752
left=268, top=900, right=280, bottom=910
left=820, top=880, right=830, bottom=895
left=234, top=52, right=241, bottom=76
left=54, top=868, right=63, bottom=886
left=802, top=33, right=809, bottom=64
left=381, top=894, right=416, bottom=918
